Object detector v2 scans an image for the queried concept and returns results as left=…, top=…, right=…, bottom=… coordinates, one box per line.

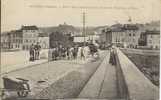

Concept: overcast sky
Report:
left=1, top=0, right=161, bottom=32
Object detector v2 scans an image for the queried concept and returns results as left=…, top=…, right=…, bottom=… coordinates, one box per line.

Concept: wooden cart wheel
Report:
left=17, top=90, right=28, bottom=97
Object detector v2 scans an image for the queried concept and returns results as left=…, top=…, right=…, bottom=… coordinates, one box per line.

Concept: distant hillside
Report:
left=144, top=20, right=160, bottom=31
left=39, top=24, right=80, bottom=35
left=39, top=24, right=109, bottom=36
left=135, top=21, right=160, bottom=31
left=2, top=21, right=159, bottom=35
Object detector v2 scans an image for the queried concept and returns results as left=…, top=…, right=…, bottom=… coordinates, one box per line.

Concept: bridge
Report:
left=1, top=48, right=159, bottom=100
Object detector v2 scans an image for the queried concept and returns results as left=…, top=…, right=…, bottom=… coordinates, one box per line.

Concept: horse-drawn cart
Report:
left=1, top=77, right=30, bottom=98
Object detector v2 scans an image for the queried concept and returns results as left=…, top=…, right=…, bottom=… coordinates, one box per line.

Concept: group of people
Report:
left=51, top=44, right=98, bottom=61
left=29, top=42, right=41, bottom=61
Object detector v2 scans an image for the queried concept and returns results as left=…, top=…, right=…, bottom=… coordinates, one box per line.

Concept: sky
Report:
left=1, top=0, right=161, bottom=32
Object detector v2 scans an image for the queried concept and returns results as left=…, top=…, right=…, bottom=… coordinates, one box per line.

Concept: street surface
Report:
left=2, top=59, right=86, bottom=97
left=1, top=49, right=48, bottom=68
left=1, top=50, right=108, bottom=100
left=1, top=49, right=48, bottom=74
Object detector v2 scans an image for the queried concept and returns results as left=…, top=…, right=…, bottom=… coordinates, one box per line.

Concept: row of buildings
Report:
left=1, top=21, right=160, bottom=51
left=1, top=26, right=49, bottom=50
left=100, top=22, right=160, bottom=49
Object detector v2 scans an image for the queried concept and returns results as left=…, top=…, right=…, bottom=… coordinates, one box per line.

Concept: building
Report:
left=146, top=30, right=160, bottom=49
left=111, top=27, right=125, bottom=46
left=99, top=28, right=112, bottom=45
left=1, top=25, right=53, bottom=50
left=138, top=32, right=147, bottom=46
left=9, top=30, right=23, bottom=49
left=38, top=33, right=49, bottom=49
left=122, top=24, right=141, bottom=48
left=1, top=32, right=10, bottom=50
left=73, top=35, right=90, bottom=43
left=21, top=25, right=39, bottom=50
left=100, top=23, right=141, bottom=48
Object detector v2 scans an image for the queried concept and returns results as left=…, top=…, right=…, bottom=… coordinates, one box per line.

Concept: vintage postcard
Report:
left=1, top=0, right=161, bottom=100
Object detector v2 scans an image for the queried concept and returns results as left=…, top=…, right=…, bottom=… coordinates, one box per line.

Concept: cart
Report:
left=1, top=77, right=31, bottom=98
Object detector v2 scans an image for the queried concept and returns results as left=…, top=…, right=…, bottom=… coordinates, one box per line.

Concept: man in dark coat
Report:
left=34, top=42, right=41, bottom=60
left=29, top=44, right=35, bottom=61
left=73, top=46, right=78, bottom=59
left=109, top=47, right=116, bottom=65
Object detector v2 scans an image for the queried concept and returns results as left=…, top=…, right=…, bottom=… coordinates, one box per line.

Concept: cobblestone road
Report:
left=1, top=50, right=107, bottom=100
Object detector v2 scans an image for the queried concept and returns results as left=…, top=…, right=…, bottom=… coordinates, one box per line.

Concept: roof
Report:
left=111, top=23, right=122, bottom=28
left=145, top=30, right=160, bottom=35
left=122, top=24, right=139, bottom=30
left=110, top=23, right=139, bottom=32
left=11, top=30, right=22, bottom=33
left=38, top=33, right=49, bottom=37
left=21, top=25, right=38, bottom=30
left=111, top=28, right=124, bottom=32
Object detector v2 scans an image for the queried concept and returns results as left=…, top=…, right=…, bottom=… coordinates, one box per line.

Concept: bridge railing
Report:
left=120, top=48, right=160, bottom=56
left=114, top=48, right=159, bottom=100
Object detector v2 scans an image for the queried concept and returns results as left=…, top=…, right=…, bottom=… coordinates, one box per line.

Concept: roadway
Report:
left=2, top=50, right=113, bottom=100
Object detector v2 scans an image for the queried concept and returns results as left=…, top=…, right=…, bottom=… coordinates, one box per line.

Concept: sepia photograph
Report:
left=1, top=0, right=161, bottom=100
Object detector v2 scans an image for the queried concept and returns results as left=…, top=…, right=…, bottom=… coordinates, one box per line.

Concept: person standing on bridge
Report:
left=80, top=46, right=85, bottom=60
left=29, top=44, right=35, bottom=61
left=34, top=42, right=41, bottom=60
left=109, top=47, right=116, bottom=65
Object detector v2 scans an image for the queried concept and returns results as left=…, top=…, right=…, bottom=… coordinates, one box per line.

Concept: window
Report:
left=11, top=45, right=13, bottom=48
left=117, top=39, right=119, bottom=42
left=149, top=40, right=152, bottom=44
left=151, top=35, right=153, bottom=38
left=23, top=46, right=25, bottom=50
left=150, top=46, right=153, bottom=49
left=155, top=46, right=158, bottom=49
left=26, top=45, right=29, bottom=49
left=129, top=33, right=131, bottom=36
left=133, top=33, right=135, bottom=36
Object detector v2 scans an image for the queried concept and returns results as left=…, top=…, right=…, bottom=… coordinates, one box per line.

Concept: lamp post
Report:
left=83, top=12, right=86, bottom=46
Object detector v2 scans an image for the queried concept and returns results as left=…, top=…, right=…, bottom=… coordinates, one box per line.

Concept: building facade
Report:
left=9, top=30, right=23, bottom=49
left=38, top=33, right=49, bottom=49
left=108, top=24, right=141, bottom=48
left=111, top=28, right=125, bottom=46
left=146, top=30, right=160, bottom=49
left=138, top=32, right=147, bottom=46
left=73, top=35, right=90, bottom=43
left=122, top=24, right=141, bottom=48
left=1, top=33, right=10, bottom=50
left=100, top=28, right=112, bottom=45
left=21, top=26, right=39, bottom=50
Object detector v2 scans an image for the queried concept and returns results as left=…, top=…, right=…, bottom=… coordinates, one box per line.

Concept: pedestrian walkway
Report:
left=78, top=51, right=118, bottom=99
left=99, top=61, right=117, bottom=98
left=1, top=59, right=48, bottom=75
